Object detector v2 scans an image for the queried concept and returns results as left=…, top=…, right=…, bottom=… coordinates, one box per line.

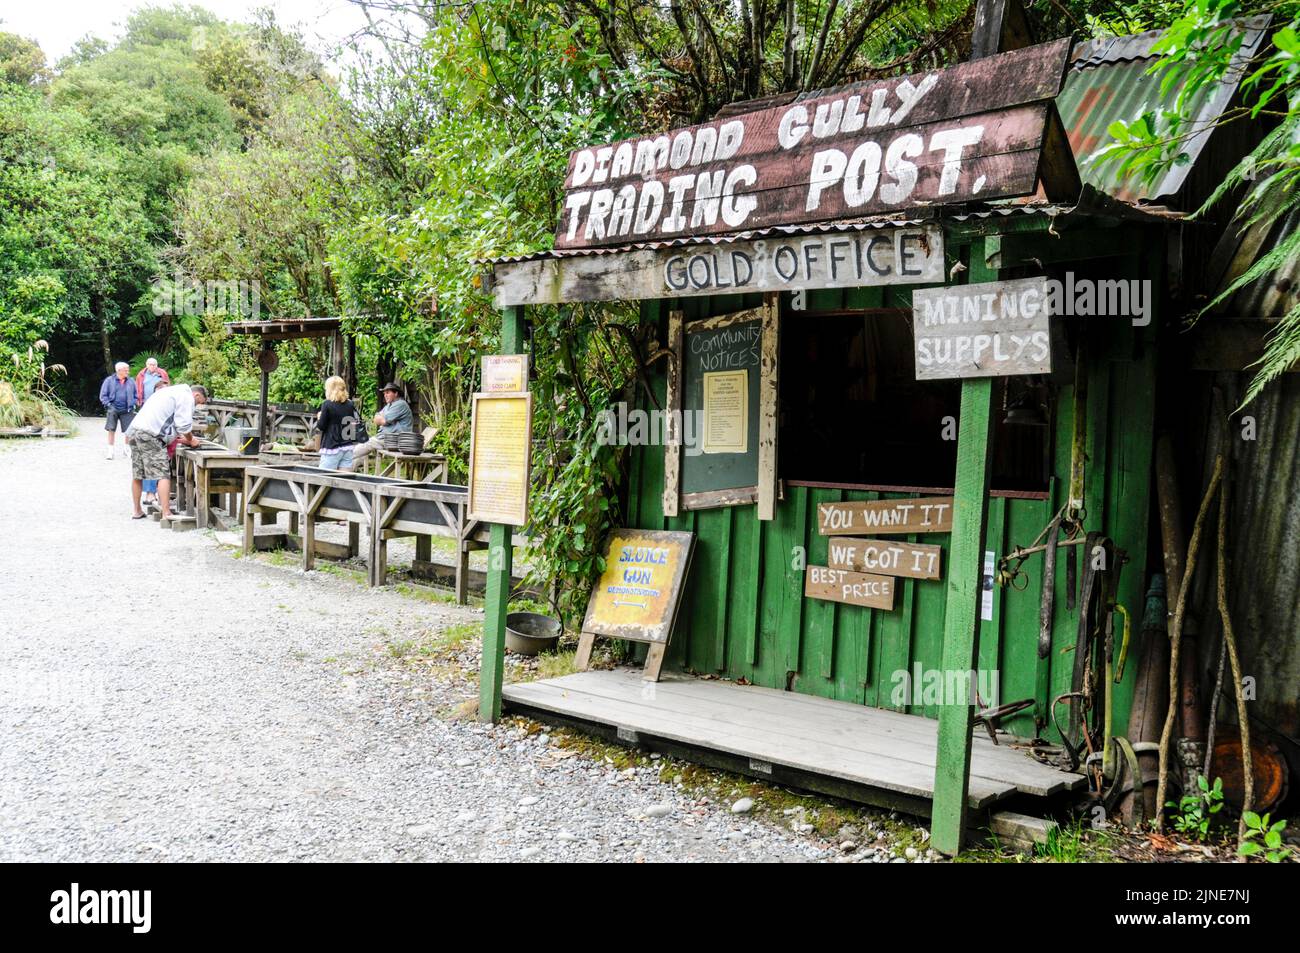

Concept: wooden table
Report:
left=176, top=445, right=263, bottom=529
left=242, top=464, right=519, bottom=601
left=176, top=446, right=320, bottom=529
left=202, top=399, right=317, bottom=444
left=361, top=449, right=448, bottom=483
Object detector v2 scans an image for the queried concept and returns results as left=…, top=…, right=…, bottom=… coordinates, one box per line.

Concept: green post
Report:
left=479, top=304, right=525, bottom=723
left=930, top=240, right=996, bottom=855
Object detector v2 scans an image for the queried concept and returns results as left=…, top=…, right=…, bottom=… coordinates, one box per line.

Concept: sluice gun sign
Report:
left=582, top=529, right=695, bottom=644
left=554, top=39, right=1072, bottom=250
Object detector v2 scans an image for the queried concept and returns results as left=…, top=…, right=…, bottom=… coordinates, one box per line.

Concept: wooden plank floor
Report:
left=503, top=669, right=1083, bottom=812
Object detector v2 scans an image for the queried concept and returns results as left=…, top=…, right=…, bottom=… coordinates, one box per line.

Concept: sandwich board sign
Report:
left=578, top=529, right=695, bottom=680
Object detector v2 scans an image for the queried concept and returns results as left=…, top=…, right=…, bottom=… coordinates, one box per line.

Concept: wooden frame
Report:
left=575, top=529, right=697, bottom=682
left=240, top=464, right=500, bottom=601
left=667, top=301, right=780, bottom=519
left=467, top=391, right=533, bottom=526
left=201, top=398, right=317, bottom=445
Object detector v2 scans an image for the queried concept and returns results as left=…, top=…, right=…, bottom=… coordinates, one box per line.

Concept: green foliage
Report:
left=1091, top=0, right=1300, bottom=405
left=1166, top=774, right=1225, bottom=841
left=1238, top=811, right=1294, bottom=862
left=0, top=32, right=50, bottom=87
left=181, top=311, right=233, bottom=391
left=1034, top=819, right=1087, bottom=862
left=0, top=340, right=74, bottom=429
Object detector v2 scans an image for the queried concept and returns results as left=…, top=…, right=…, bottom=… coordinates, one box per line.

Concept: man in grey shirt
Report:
left=348, top=382, right=414, bottom=469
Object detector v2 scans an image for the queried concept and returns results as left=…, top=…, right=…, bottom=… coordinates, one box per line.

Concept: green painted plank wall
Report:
left=625, top=247, right=1157, bottom=742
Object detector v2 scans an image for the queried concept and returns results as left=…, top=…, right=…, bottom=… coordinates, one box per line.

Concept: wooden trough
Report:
left=241, top=464, right=514, bottom=600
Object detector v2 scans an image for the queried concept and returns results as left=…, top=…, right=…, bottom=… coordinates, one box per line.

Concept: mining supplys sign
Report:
left=554, top=39, right=1071, bottom=250
left=582, top=529, right=695, bottom=644
left=912, top=276, right=1053, bottom=380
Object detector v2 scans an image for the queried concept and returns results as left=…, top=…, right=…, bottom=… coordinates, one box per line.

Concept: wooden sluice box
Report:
left=241, top=464, right=499, bottom=600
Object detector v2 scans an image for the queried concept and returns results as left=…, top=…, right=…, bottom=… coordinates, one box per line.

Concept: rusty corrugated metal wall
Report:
left=1183, top=372, right=1300, bottom=743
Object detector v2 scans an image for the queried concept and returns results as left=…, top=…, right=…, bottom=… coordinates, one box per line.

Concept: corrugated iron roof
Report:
left=1058, top=16, right=1270, bottom=203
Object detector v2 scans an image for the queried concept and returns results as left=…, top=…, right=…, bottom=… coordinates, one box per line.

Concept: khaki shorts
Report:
left=129, top=431, right=170, bottom=481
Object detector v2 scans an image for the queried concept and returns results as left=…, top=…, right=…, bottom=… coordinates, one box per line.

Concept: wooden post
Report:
left=346, top=333, right=357, bottom=398
left=662, top=309, right=684, bottom=518
left=479, top=304, right=524, bottom=723
left=756, top=293, right=780, bottom=521
left=242, top=472, right=254, bottom=554
left=930, top=239, right=998, bottom=856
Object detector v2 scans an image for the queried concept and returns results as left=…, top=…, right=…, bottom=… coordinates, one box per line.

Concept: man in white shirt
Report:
left=126, top=384, right=209, bottom=521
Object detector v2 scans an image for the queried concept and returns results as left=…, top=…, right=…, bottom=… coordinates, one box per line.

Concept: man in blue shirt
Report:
left=348, top=382, right=415, bottom=470
left=99, top=361, right=138, bottom=459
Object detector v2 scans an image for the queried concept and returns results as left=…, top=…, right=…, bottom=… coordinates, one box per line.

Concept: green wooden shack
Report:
left=473, top=19, right=1274, bottom=853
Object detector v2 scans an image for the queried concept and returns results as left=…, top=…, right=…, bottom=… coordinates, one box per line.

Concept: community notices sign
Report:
left=554, top=39, right=1071, bottom=250
left=582, top=529, right=695, bottom=644
left=467, top=392, right=532, bottom=526
left=912, top=276, right=1053, bottom=380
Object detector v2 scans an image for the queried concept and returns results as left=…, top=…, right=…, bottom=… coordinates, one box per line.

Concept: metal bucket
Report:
left=505, top=612, right=561, bottom=656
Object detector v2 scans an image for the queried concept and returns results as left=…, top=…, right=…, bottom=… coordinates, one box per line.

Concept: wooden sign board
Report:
left=554, top=39, right=1071, bottom=250
left=467, top=392, right=532, bottom=526
left=481, top=354, right=529, bottom=393
left=912, top=276, right=1053, bottom=380
left=486, top=225, right=943, bottom=307
left=805, top=565, right=896, bottom=609
left=582, top=529, right=695, bottom=644
left=827, top=537, right=943, bottom=580
left=818, top=497, right=953, bottom=536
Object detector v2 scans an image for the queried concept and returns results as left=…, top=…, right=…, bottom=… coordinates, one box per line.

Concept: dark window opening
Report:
left=778, top=308, right=1052, bottom=494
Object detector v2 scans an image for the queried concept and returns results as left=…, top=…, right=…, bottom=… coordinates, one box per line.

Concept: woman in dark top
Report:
left=316, top=376, right=361, bottom=471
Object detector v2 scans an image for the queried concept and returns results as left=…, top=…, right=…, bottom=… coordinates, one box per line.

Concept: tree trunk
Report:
left=97, top=295, right=113, bottom=373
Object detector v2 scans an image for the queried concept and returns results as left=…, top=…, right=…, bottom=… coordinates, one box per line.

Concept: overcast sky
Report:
left=1, top=0, right=377, bottom=64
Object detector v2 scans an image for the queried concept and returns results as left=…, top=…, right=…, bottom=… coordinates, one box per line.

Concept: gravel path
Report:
left=0, top=421, right=842, bottom=862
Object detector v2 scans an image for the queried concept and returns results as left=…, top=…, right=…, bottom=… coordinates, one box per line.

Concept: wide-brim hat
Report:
left=381, top=382, right=401, bottom=393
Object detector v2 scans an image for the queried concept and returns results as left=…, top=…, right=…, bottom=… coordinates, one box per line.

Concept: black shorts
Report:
left=105, top=408, right=136, bottom=432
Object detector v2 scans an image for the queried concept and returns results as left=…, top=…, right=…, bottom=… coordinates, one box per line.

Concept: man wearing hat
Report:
left=348, top=382, right=414, bottom=470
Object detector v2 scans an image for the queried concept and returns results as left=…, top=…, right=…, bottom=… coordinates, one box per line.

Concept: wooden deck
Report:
left=503, top=669, right=1083, bottom=814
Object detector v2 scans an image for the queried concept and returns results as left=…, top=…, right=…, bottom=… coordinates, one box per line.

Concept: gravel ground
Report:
left=0, top=420, right=856, bottom=862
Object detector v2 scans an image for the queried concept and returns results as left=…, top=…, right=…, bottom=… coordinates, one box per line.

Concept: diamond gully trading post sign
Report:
left=554, top=38, right=1071, bottom=251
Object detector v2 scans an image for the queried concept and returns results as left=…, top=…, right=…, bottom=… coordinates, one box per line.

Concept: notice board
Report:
left=467, top=392, right=532, bottom=526
left=680, top=313, right=762, bottom=502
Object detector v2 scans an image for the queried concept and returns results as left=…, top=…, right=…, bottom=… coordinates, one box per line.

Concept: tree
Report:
left=1092, top=0, right=1300, bottom=405
left=0, top=32, right=50, bottom=87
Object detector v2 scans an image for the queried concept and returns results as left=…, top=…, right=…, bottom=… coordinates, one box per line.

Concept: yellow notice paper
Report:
left=468, top=393, right=531, bottom=525
left=701, top=369, right=747, bottom=454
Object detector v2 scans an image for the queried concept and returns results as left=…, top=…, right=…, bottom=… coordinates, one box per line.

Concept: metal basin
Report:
left=505, top=612, right=561, bottom=656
